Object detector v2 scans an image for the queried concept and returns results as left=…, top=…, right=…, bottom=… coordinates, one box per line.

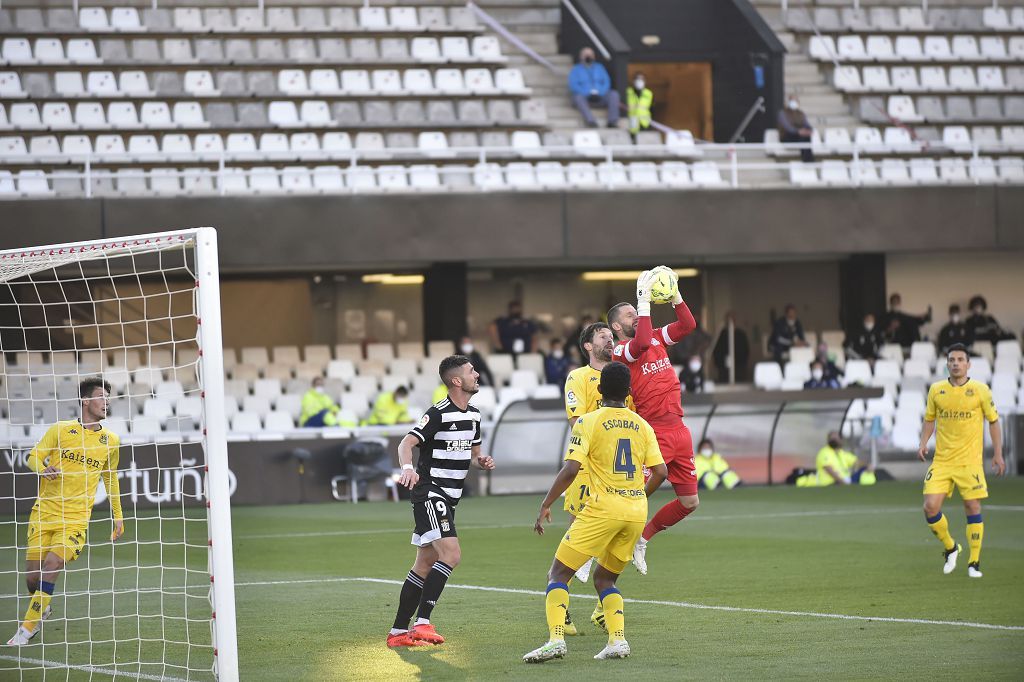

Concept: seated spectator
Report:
left=777, top=93, right=814, bottom=162
left=804, top=361, right=840, bottom=389
left=568, top=47, right=620, bottom=129
left=678, top=355, right=706, bottom=394
left=938, top=304, right=971, bottom=354
left=880, top=293, right=931, bottom=348
left=543, top=338, right=572, bottom=386
left=694, top=438, right=741, bottom=490
left=489, top=300, right=537, bottom=355
left=300, top=377, right=344, bottom=427
left=459, top=336, right=495, bottom=386
left=814, top=342, right=842, bottom=383
left=712, top=312, right=750, bottom=383
left=364, top=386, right=413, bottom=426
left=627, top=72, right=653, bottom=136
left=965, top=295, right=1015, bottom=344
left=432, top=383, right=448, bottom=405
left=807, top=431, right=875, bottom=486
left=845, top=313, right=882, bottom=362
left=768, top=304, right=808, bottom=364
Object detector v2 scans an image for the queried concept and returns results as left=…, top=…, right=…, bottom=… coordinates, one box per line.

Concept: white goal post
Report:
left=0, top=228, right=237, bottom=681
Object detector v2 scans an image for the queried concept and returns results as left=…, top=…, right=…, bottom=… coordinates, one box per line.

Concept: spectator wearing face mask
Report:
left=457, top=335, right=495, bottom=387
left=965, top=295, right=1015, bottom=344
left=627, top=72, right=653, bottom=136
left=880, top=293, right=932, bottom=348
left=694, top=438, right=741, bottom=490
left=938, top=304, right=971, bottom=354
left=845, top=313, right=883, bottom=362
left=568, top=46, right=621, bottom=129
left=300, top=377, right=345, bottom=427
left=678, top=355, right=706, bottom=394
left=364, top=385, right=413, bottom=426
left=814, top=342, right=842, bottom=383
left=777, top=93, right=814, bottom=162
left=807, top=431, right=875, bottom=486
left=768, top=304, right=808, bottom=365
left=543, top=338, right=573, bottom=387
left=804, top=361, right=840, bottom=389
left=489, top=300, right=538, bottom=356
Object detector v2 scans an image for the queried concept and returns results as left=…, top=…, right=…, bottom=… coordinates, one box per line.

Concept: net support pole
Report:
left=194, top=227, right=239, bottom=681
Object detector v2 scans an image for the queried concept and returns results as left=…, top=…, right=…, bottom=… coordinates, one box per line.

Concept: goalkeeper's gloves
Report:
left=651, top=264, right=683, bottom=306
left=636, top=269, right=653, bottom=317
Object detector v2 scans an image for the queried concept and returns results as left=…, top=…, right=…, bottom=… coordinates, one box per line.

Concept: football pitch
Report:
left=2, top=479, right=1023, bottom=680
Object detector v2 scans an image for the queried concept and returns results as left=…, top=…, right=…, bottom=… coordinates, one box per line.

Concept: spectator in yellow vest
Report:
left=300, top=377, right=341, bottom=427
left=809, top=431, right=876, bottom=486
left=627, top=72, right=653, bottom=136
left=694, top=438, right=741, bottom=490
left=365, top=386, right=413, bottom=426
left=432, top=383, right=448, bottom=405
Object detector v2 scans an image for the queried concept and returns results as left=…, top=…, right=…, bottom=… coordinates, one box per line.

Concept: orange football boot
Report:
left=410, top=623, right=445, bottom=644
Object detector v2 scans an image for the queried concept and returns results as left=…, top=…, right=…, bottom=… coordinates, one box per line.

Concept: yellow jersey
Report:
left=565, top=406, right=664, bottom=523
left=27, top=420, right=123, bottom=524
left=564, top=365, right=634, bottom=421
left=925, top=378, right=999, bottom=467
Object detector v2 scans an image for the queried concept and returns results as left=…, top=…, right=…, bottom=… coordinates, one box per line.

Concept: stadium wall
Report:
left=2, top=186, right=1022, bottom=271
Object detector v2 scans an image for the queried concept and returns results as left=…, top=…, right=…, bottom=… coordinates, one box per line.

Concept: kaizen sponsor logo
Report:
left=641, top=358, right=673, bottom=376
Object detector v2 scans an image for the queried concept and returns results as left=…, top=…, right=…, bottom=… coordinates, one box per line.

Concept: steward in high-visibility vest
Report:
left=627, top=73, right=653, bottom=135
left=300, top=377, right=343, bottom=427
left=695, top=438, right=741, bottom=490
left=364, top=386, right=413, bottom=426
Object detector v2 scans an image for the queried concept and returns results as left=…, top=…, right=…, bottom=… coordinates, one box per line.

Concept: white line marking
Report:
left=235, top=507, right=918, bottom=540
left=0, top=654, right=193, bottom=681
left=234, top=576, right=1024, bottom=632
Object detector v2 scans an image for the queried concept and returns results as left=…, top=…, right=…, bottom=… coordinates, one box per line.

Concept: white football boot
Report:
left=942, top=543, right=961, bottom=575
left=594, top=640, right=631, bottom=660
left=523, top=640, right=567, bottom=663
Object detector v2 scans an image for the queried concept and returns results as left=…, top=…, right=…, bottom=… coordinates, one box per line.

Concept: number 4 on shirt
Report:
left=614, top=438, right=636, bottom=480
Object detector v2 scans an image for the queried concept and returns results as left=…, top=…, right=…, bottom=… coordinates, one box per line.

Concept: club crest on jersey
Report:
left=965, top=389, right=975, bottom=397
left=99, top=434, right=108, bottom=444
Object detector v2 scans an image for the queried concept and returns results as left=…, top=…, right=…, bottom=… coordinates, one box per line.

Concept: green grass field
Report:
left=2, top=480, right=1024, bottom=680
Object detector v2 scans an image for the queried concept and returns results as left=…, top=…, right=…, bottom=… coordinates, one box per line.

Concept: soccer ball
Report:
left=648, top=270, right=678, bottom=304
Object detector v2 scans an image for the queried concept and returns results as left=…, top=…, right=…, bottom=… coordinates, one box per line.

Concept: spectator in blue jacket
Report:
left=568, top=47, right=621, bottom=128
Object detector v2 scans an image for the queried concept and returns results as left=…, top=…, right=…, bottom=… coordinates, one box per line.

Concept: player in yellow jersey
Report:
left=918, top=344, right=1004, bottom=579
left=560, top=322, right=635, bottom=635
left=525, top=362, right=666, bottom=663
left=7, top=377, right=124, bottom=646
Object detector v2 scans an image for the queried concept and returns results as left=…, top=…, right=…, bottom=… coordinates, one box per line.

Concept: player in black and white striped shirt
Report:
left=386, top=355, right=495, bottom=648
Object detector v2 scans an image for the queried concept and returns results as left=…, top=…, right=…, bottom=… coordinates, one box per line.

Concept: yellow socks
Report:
left=926, top=512, right=955, bottom=551
left=22, top=581, right=54, bottom=633
left=545, top=582, right=569, bottom=641
left=600, top=587, right=625, bottom=643
left=966, top=514, right=983, bottom=564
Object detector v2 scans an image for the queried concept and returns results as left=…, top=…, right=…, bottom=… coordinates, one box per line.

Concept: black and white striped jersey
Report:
left=408, top=397, right=482, bottom=506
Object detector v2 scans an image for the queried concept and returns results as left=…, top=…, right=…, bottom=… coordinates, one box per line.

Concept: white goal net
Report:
left=0, top=229, right=237, bottom=681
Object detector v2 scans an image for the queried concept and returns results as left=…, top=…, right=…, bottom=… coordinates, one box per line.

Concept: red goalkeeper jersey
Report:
left=612, top=303, right=696, bottom=428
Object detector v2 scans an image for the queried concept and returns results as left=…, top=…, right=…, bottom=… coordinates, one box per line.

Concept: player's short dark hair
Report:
left=438, top=355, right=471, bottom=388
left=946, top=343, right=969, bottom=359
left=599, top=362, right=631, bottom=403
left=80, top=376, right=111, bottom=400
left=606, top=302, right=631, bottom=327
left=578, top=322, right=610, bottom=358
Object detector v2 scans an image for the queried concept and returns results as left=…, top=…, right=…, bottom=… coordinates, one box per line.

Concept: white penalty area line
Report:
left=0, top=654, right=192, bottom=682
left=235, top=576, right=1024, bottom=633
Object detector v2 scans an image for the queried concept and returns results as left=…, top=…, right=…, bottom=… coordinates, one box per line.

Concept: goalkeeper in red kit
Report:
left=608, top=266, right=697, bottom=575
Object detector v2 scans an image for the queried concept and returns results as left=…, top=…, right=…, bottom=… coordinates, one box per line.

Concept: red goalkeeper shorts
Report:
left=654, top=423, right=697, bottom=496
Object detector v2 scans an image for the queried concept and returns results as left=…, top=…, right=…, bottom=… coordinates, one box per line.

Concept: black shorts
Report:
left=411, top=497, right=457, bottom=547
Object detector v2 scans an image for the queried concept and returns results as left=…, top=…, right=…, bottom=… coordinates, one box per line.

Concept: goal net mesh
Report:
left=0, top=233, right=227, bottom=681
